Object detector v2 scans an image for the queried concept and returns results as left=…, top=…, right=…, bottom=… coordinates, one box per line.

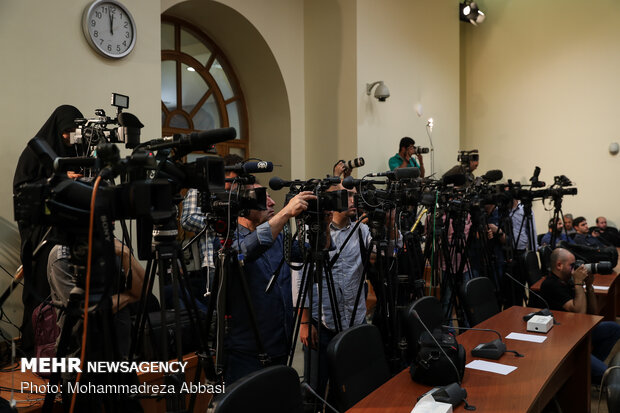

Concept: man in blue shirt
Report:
left=540, top=217, right=573, bottom=248
left=222, top=184, right=315, bottom=383
left=573, top=216, right=607, bottom=248
left=388, top=136, right=426, bottom=177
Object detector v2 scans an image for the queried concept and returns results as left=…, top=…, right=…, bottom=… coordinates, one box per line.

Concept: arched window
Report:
left=161, top=16, right=248, bottom=158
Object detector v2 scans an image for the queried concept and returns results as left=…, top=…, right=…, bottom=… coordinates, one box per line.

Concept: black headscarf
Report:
left=13, top=105, right=83, bottom=194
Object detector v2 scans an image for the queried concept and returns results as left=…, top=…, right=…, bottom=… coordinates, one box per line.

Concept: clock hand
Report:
left=109, top=10, right=114, bottom=35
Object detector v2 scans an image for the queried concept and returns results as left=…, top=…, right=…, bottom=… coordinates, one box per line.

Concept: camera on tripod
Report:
left=72, top=93, right=143, bottom=150
left=269, top=176, right=348, bottom=213
left=457, top=149, right=479, bottom=165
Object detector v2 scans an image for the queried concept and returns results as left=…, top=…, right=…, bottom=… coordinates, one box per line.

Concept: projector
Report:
left=526, top=315, right=554, bottom=333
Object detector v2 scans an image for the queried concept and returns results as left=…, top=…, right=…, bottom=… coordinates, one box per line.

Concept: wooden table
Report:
left=531, top=271, right=619, bottom=321
left=348, top=306, right=602, bottom=413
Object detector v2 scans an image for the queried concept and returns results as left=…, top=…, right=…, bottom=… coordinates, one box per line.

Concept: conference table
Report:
left=348, top=306, right=602, bottom=413
left=531, top=271, right=620, bottom=321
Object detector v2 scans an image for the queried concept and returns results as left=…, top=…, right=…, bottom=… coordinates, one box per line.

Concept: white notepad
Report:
left=506, top=332, right=547, bottom=343
left=466, top=359, right=517, bottom=375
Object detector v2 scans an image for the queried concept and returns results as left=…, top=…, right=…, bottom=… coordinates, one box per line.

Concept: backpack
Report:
left=31, top=297, right=60, bottom=377
left=410, top=328, right=466, bottom=386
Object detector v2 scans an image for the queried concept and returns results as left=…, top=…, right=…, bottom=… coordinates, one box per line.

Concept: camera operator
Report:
left=298, top=183, right=399, bottom=400
left=223, top=183, right=316, bottom=384
left=47, top=239, right=146, bottom=357
left=540, top=248, right=620, bottom=384
left=442, top=149, right=479, bottom=187
left=388, top=137, right=426, bottom=178
left=180, top=154, right=243, bottom=310
left=13, top=104, right=84, bottom=356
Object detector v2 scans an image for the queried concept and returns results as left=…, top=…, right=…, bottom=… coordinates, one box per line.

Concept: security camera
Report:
left=366, top=81, right=390, bottom=102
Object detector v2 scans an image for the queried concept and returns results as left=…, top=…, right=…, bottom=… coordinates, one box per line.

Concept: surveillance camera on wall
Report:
left=366, top=81, right=390, bottom=102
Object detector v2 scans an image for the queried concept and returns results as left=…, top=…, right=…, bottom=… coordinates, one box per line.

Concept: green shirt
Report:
left=388, top=153, right=419, bottom=171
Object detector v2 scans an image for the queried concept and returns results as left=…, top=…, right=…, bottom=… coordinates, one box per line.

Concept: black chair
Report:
left=326, top=324, right=390, bottom=412
left=207, top=365, right=303, bottom=413
left=461, top=277, right=500, bottom=326
left=404, top=296, right=444, bottom=361
left=605, top=353, right=620, bottom=413
left=523, top=250, right=542, bottom=286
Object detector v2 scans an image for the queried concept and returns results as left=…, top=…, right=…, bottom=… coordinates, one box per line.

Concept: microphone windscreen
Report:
left=188, top=127, right=237, bottom=149
left=242, top=161, right=274, bottom=174
left=394, top=167, right=420, bottom=179
left=482, top=169, right=503, bottom=182
left=342, top=176, right=356, bottom=189
left=269, top=176, right=286, bottom=190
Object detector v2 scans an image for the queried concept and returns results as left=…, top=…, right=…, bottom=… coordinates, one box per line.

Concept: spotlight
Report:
left=460, top=1, right=485, bottom=26
left=366, top=81, right=390, bottom=102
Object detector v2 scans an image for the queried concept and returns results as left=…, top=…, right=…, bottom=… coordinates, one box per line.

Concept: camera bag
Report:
left=410, top=329, right=466, bottom=386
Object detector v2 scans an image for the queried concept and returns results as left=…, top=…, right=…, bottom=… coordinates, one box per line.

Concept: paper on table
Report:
left=506, top=332, right=547, bottom=343
left=466, top=359, right=517, bottom=375
left=410, top=394, right=452, bottom=413
left=593, top=285, right=609, bottom=291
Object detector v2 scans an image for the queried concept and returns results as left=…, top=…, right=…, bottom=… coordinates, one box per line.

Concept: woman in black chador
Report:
left=13, top=105, right=83, bottom=356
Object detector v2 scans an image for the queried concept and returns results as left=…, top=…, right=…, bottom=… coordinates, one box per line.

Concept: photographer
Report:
left=540, top=248, right=620, bottom=384
left=13, top=104, right=84, bottom=356
left=388, top=137, right=426, bottom=178
left=223, top=183, right=316, bottom=383
left=298, top=183, right=400, bottom=399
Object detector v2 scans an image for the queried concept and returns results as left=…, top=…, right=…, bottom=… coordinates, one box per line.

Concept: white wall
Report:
left=356, top=0, right=461, bottom=177
left=462, top=0, right=620, bottom=232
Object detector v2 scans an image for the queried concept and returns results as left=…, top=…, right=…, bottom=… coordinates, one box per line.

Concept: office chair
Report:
left=326, top=324, right=390, bottom=411
left=523, top=250, right=542, bottom=286
left=207, top=365, right=303, bottom=413
left=461, top=277, right=501, bottom=326
left=404, top=296, right=444, bottom=361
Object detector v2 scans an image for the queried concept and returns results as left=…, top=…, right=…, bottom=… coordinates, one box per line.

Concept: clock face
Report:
left=83, top=0, right=136, bottom=59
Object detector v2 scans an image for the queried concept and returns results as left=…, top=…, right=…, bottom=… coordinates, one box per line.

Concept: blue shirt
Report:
left=225, top=222, right=293, bottom=358
left=540, top=232, right=573, bottom=248
left=388, top=153, right=419, bottom=171
left=303, top=222, right=372, bottom=331
left=510, top=203, right=538, bottom=250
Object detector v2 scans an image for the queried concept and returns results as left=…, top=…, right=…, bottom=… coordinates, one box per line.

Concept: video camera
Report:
left=457, top=149, right=479, bottom=165
left=269, top=176, right=348, bottom=213
left=72, top=93, right=143, bottom=151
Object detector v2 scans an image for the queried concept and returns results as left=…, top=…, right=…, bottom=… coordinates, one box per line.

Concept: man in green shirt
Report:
left=388, top=136, right=425, bottom=177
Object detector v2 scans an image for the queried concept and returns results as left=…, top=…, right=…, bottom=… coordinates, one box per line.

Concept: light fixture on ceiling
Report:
left=366, top=81, right=390, bottom=102
left=460, top=1, right=485, bottom=26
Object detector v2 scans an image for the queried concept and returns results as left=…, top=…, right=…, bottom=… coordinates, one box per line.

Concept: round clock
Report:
left=82, top=0, right=136, bottom=59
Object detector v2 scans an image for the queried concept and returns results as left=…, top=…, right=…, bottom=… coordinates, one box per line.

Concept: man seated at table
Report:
left=540, top=217, right=573, bottom=248
left=540, top=248, right=620, bottom=384
left=572, top=217, right=609, bottom=248
left=593, top=216, right=620, bottom=247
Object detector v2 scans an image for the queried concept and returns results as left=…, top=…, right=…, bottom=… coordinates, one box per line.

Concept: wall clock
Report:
left=82, top=0, right=136, bottom=59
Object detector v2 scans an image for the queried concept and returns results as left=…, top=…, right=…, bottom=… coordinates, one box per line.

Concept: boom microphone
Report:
left=481, top=169, right=503, bottom=183
left=368, top=167, right=420, bottom=179
left=341, top=176, right=384, bottom=190
left=225, top=161, right=274, bottom=175
left=146, top=127, right=237, bottom=155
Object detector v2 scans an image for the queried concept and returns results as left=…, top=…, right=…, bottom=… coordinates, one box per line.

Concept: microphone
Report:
left=441, top=173, right=466, bottom=186
left=411, top=310, right=474, bottom=410
left=481, top=169, right=503, bottom=183
left=341, top=176, right=384, bottom=190
left=225, top=161, right=274, bottom=175
left=441, top=325, right=523, bottom=360
left=269, top=176, right=297, bottom=191
left=301, top=382, right=340, bottom=413
left=368, top=167, right=420, bottom=179
left=503, top=271, right=555, bottom=323
left=146, top=127, right=237, bottom=154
